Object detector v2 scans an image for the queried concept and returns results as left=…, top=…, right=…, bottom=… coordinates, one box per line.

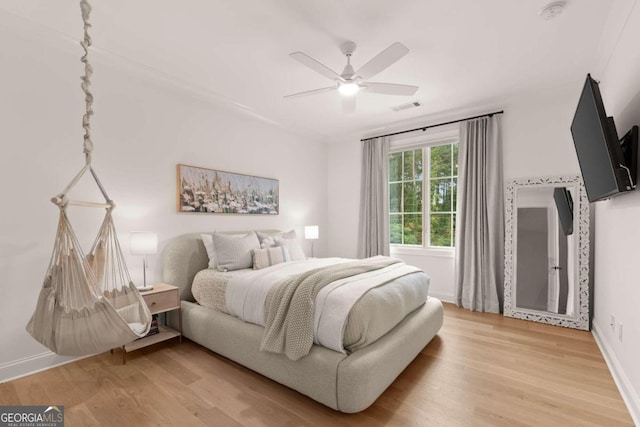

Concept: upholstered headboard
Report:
left=161, top=230, right=281, bottom=301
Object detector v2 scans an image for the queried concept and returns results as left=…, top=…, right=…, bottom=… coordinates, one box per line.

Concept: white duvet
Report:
left=225, top=257, right=427, bottom=353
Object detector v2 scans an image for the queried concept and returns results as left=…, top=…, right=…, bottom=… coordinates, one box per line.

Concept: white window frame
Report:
left=389, top=128, right=459, bottom=258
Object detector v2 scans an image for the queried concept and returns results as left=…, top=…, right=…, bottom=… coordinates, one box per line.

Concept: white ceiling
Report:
left=0, top=0, right=617, bottom=140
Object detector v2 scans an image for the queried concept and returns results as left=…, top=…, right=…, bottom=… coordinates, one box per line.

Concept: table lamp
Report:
left=304, top=225, right=319, bottom=258
left=130, top=231, right=158, bottom=291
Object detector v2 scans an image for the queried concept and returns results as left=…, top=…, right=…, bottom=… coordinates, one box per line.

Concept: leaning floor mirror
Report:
left=504, top=176, right=590, bottom=330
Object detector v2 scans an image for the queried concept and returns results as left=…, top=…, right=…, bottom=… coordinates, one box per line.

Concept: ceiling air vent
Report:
left=391, top=101, right=423, bottom=112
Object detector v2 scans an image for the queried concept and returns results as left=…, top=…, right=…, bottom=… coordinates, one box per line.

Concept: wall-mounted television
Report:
left=553, top=187, right=573, bottom=236
left=570, top=74, right=638, bottom=202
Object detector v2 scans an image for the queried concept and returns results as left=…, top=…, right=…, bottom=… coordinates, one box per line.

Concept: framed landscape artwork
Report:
left=177, top=164, right=279, bottom=215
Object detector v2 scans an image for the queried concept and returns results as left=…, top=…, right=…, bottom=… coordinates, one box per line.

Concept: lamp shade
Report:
left=130, top=231, right=158, bottom=255
left=304, top=225, right=319, bottom=240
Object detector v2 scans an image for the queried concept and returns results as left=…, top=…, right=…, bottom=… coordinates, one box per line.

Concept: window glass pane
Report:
left=453, top=143, right=459, bottom=175
left=430, top=145, right=452, bottom=178
left=389, top=143, right=456, bottom=248
left=430, top=178, right=452, bottom=212
left=403, top=150, right=414, bottom=180
left=430, top=214, right=452, bottom=247
left=403, top=182, right=422, bottom=212
left=403, top=214, right=422, bottom=245
left=390, top=214, right=402, bottom=244
left=415, top=149, right=423, bottom=180
left=390, top=183, right=402, bottom=213
left=389, top=152, right=402, bottom=182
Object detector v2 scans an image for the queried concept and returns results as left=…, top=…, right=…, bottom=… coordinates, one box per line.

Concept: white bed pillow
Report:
left=252, top=246, right=290, bottom=270
left=257, top=229, right=296, bottom=246
left=273, top=236, right=306, bottom=261
left=213, top=231, right=261, bottom=271
left=201, top=232, right=247, bottom=269
left=200, top=233, right=218, bottom=269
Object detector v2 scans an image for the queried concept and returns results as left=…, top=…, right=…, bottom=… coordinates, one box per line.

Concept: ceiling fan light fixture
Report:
left=286, top=42, right=417, bottom=106
left=338, top=82, right=360, bottom=96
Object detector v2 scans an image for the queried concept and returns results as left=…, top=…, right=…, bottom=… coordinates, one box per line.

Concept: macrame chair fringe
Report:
left=26, top=0, right=151, bottom=356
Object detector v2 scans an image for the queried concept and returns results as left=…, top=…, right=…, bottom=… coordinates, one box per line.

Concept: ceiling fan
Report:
left=285, top=41, right=418, bottom=113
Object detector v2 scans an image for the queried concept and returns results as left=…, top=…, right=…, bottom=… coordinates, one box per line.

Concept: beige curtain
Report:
left=455, top=116, right=504, bottom=312
left=358, top=137, right=391, bottom=258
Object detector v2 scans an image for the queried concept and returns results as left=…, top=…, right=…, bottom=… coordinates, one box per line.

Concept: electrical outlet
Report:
left=610, top=315, right=616, bottom=330
left=618, top=323, right=623, bottom=341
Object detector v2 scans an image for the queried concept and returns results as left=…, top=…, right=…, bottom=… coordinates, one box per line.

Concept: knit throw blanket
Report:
left=260, top=256, right=401, bottom=360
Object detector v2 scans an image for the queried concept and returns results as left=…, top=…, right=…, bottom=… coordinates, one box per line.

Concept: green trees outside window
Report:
left=389, top=143, right=458, bottom=248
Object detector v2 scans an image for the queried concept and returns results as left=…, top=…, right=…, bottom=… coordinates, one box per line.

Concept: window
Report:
left=389, top=142, right=458, bottom=248
left=389, top=149, right=423, bottom=245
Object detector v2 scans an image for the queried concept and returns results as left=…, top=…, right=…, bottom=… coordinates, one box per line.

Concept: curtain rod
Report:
left=361, top=110, right=504, bottom=141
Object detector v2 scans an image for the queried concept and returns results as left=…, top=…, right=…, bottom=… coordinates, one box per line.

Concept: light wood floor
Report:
left=1, top=303, right=633, bottom=426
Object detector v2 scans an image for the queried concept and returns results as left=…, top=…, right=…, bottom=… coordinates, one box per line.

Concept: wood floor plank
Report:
left=139, top=350, right=243, bottom=427
left=0, top=303, right=633, bottom=426
left=13, top=375, right=53, bottom=405
left=0, top=382, right=20, bottom=405
left=64, top=403, right=102, bottom=427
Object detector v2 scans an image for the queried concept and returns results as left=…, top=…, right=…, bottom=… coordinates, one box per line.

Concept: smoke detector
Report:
left=540, top=1, right=567, bottom=20
left=391, top=101, right=423, bottom=112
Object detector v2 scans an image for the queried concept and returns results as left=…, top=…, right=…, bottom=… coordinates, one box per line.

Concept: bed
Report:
left=162, top=232, right=444, bottom=413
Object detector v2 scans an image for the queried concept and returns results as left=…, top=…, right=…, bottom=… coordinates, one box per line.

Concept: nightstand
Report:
left=121, top=283, right=182, bottom=363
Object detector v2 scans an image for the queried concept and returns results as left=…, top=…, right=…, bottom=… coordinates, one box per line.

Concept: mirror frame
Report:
left=504, top=175, right=590, bottom=330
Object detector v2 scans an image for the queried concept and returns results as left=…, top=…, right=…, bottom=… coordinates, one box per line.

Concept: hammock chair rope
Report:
left=80, top=0, right=94, bottom=163
left=26, top=0, right=152, bottom=356
left=51, top=0, right=111, bottom=210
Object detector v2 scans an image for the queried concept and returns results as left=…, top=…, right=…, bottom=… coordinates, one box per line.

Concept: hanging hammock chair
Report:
left=26, top=0, right=151, bottom=356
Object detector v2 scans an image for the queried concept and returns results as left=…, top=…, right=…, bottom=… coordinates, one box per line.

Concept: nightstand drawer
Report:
left=143, top=289, right=179, bottom=314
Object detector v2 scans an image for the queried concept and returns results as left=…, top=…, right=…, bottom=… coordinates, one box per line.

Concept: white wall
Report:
left=0, top=18, right=327, bottom=381
left=501, top=87, right=581, bottom=181
left=589, top=1, right=640, bottom=422
left=327, top=87, right=582, bottom=302
left=327, top=133, right=361, bottom=259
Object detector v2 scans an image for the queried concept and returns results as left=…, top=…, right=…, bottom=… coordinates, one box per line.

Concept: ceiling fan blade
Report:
left=284, top=86, right=336, bottom=98
left=362, top=82, right=419, bottom=96
left=290, top=52, right=346, bottom=82
left=342, top=95, right=356, bottom=114
left=354, top=42, right=409, bottom=81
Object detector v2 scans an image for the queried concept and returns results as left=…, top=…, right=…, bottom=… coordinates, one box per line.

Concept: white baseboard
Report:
left=0, top=351, right=84, bottom=384
left=429, top=292, right=456, bottom=304
left=592, top=323, right=640, bottom=425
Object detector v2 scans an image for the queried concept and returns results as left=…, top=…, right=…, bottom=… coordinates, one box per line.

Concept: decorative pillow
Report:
left=116, top=302, right=142, bottom=325
left=256, top=229, right=297, bottom=244
left=201, top=232, right=246, bottom=269
left=260, top=236, right=276, bottom=249
left=252, top=246, right=290, bottom=270
left=273, top=236, right=306, bottom=261
left=212, top=231, right=260, bottom=271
